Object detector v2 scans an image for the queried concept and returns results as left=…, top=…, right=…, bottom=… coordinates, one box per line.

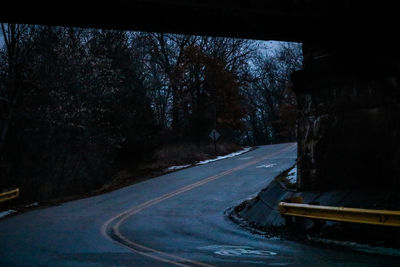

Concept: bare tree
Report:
left=0, top=23, right=30, bottom=153
left=244, top=42, right=302, bottom=144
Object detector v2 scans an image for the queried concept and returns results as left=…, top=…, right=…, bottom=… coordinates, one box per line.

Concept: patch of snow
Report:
left=0, top=210, right=17, bottom=219
left=196, top=147, right=251, bottom=165
left=256, top=163, right=276, bottom=168
left=24, top=202, right=39, bottom=208
left=167, top=164, right=191, bottom=171
left=287, top=166, right=297, bottom=184
left=165, top=147, right=252, bottom=171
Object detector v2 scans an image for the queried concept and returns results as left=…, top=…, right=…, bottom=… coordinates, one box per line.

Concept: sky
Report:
left=0, top=25, right=293, bottom=59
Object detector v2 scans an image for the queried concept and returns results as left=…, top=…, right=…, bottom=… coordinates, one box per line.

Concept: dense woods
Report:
left=0, top=24, right=302, bottom=202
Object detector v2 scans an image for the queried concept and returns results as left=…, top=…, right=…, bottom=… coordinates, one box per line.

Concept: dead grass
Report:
left=144, top=142, right=242, bottom=171
left=21, top=142, right=244, bottom=207
left=94, top=142, right=243, bottom=197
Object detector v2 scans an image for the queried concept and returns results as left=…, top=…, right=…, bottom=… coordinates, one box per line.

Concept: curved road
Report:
left=1, top=143, right=399, bottom=266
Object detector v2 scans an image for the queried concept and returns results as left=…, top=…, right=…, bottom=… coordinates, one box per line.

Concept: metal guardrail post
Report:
left=0, top=188, right=19, bottom=204
left=279, top=202, right=400, bottom=227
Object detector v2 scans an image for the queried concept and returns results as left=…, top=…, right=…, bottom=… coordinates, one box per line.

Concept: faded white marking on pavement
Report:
left=237, top=156, right=253, bottom=160
left=256, top=163, right=276, bottom=168
left=198, top=245, right=277, bottom=257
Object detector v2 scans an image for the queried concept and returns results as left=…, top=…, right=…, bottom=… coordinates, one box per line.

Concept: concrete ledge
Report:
left=230, top=175, right=400, bottom=250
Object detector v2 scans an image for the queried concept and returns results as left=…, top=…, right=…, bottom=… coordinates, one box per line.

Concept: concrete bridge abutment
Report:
left=293, top=41, right=400, bottom=190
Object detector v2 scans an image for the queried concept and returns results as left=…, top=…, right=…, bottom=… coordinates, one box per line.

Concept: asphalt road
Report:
left=1, top=143, right=400, bottom=266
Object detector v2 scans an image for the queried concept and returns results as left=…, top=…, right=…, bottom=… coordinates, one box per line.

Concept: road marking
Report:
left=256, top=163, right=276, bottom=168
left=101, top=144, right=296, bottom=266
left=237, top=156, right=253, bottom=160
left=198, top=245, right=277, bottom=257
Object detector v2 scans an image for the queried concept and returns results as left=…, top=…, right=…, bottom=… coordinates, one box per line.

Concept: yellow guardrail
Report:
left=0, top=188, right=19, bottom=204
left=279, top=202, right=400, bottom=227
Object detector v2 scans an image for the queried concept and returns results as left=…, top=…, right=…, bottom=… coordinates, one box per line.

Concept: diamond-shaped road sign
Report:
left=209, top=129, right=220, bottom=141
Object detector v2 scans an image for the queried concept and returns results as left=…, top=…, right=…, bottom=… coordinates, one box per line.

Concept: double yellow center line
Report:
left=101, top=143, right=296, bottom=266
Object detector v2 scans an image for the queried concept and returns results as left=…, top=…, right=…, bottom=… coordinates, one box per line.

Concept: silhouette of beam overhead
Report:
left=0, top=1, right=397, bottom=41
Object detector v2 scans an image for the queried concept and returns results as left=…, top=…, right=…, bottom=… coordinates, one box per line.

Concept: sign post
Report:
left=209, top=129, right=220, bottom=154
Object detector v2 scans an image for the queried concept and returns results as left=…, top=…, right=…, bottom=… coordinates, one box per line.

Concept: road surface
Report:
left=1, top=143, right=399, bottom=266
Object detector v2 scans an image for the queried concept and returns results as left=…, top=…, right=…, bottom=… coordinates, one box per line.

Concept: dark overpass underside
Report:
left=1, top=1, right=397, bottom=42
left=2, top=1, right=400, bottom=190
